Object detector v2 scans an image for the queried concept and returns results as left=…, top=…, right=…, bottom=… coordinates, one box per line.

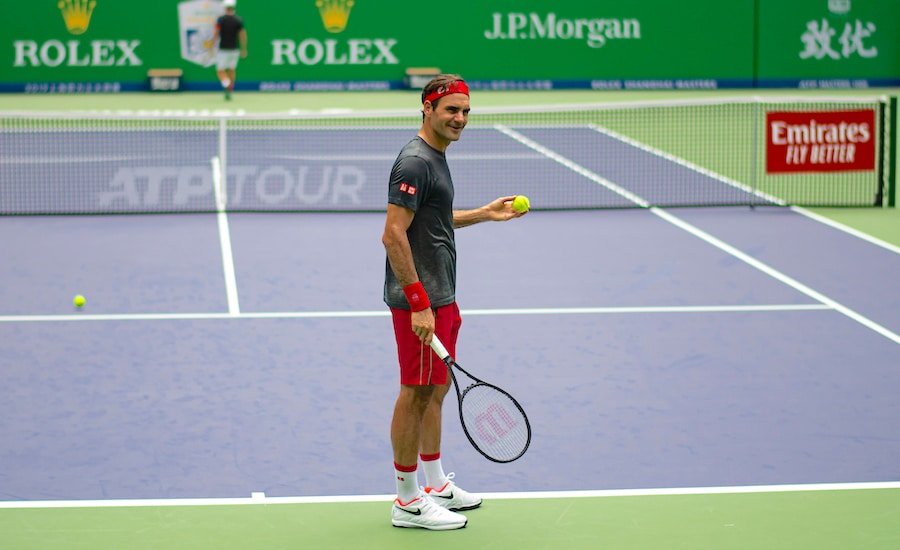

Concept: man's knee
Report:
left=399, top=384, right=435, bottom=411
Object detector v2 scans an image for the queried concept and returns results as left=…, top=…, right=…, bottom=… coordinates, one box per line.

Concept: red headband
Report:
left=423, top=80, right=470, bottom=104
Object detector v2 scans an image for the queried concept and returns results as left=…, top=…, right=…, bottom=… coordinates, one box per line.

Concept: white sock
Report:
left=221, top=78, right=231, bottom=89
left=394, top=463, right=419, bottom=504
left=420, top=453, right=448, bottom=490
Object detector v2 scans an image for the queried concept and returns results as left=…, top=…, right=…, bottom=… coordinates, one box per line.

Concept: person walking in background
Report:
left=209, top=0, right=247, bottom=100
left=382, top=74, right=527, bottom=530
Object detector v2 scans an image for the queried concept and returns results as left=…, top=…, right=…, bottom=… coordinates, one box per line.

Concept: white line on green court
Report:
left=1, top=481, right=897, bottom=509
left=0, top=304, right=831, bottom=323
left=790, top=206, right=900, bottom=254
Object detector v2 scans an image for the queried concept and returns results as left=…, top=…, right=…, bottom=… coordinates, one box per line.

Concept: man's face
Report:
left=425, top=93, right=470, bottom=145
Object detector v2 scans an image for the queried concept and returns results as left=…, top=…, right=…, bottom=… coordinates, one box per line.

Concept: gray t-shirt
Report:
left=384, top=137, right=456, bottom=309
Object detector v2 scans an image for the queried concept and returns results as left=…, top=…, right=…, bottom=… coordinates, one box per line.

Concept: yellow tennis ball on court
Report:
left=73, top=295, right=86, bottom=308
left=512, top=195, right=530, bottom=213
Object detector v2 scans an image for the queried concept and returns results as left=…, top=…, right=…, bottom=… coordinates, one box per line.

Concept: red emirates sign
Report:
left=766, top=110, right=876, bottom=173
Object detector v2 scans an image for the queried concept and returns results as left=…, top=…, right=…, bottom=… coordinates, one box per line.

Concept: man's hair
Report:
left=421, top=74, right=465, bottom=106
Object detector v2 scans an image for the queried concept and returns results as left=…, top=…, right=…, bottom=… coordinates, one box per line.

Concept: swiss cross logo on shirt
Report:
left=399, top=182, right=417, bottom=195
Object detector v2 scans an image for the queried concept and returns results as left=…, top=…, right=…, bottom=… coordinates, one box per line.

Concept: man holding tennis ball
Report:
left=382, top=74, right=528, bottom=530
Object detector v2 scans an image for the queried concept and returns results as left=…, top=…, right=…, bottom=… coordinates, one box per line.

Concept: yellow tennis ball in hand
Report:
left=73, top=294, right=86, bottom=308
left=512, top=195, right=531, bottom=213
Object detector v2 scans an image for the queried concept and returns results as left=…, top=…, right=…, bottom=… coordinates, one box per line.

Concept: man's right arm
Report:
left=206, top=24, right=220, bottom=49
left=382, top=203, right=435, bottom=344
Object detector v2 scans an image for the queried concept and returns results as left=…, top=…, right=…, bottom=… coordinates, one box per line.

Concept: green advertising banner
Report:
left=1, top=0, right=897, bottom=92
left=757, top=0, right=900, bottom=87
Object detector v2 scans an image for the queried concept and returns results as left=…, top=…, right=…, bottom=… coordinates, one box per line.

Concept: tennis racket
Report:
left=430, top=335, right=531, bottom=463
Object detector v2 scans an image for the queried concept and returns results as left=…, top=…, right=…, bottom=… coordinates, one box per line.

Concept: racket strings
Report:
left=460, top=384, right=530, bottom=462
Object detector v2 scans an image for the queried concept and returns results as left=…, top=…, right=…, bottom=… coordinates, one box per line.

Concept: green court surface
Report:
left=806, top=206, right=900, bottom=247
left=2, top=488, right=898, bottom=549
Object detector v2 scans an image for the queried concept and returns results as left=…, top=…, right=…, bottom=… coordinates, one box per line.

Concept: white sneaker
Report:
left=424, top=473, right=483, bottom=511
left=391, top=492, right=468, bottom=530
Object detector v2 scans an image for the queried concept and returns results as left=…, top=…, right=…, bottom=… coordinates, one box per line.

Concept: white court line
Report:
left=0, top=304, right=831, bottom=324
left=495, top=124, right=650, bottom=207
left=495, top=125, right=900, bottom=345
left=1, top=481, right=897, bottom=509
left=791, top=206, right=900, bottom=255
left=589, top=124, right=900, bottom=255
left=461, top=304, right=830, bottom=315
left=0, top=156, right=143, bottom=164
left=267, top=153, right=545, bottom=161
left=653, top=209, right=900, bottom=344
left=589, top=124, right=784, bottom=205
left=211, top=152, right=240, bottom=316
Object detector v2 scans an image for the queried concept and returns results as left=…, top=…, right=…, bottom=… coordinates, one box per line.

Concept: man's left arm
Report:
left=453, top=195, right=525, bottom=228
left=239, top=29, right=248, bottom=57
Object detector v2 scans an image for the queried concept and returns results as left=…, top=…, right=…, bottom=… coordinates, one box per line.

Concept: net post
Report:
left=889, top=96, right=898, bottom=208
left=876, top=99, right=886, bottom=206
left=749, top=97, right=760, bottom=209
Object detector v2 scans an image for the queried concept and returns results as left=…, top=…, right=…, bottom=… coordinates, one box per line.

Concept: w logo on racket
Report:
left=473, top=403, right=519, bottom=445
left=430, top=335, right=532, bottom=463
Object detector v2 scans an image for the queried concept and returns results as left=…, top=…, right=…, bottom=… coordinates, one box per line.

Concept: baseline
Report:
left=2, top=481, right=897, bottom=509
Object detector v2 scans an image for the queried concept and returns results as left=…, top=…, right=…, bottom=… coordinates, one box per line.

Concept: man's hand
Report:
left=486, top=195, right=527, bottom=221
left=410, top=308, right=435, bottom=345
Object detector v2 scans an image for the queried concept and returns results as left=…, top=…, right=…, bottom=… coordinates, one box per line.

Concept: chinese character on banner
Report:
left=800, top=19, right=878, bottom=60
left=839, top=20, right=878, bottom=58
left=800, top=20, right=841, bottom=59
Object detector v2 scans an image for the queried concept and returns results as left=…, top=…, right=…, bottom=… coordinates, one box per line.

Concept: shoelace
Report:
left=422, top=472, right=458, bottom=494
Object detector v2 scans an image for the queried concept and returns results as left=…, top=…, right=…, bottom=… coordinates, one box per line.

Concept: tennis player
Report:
left=209, top=0, right=247, bottom=100
left=383, top=74, right=527, bottom=530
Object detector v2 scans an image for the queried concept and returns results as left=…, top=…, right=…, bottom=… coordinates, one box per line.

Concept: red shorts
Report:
left=390, top=302, right=461, bottom=386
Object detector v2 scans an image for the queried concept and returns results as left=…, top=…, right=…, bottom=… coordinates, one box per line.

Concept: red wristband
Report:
left=403, top=282, right=431, bottom=312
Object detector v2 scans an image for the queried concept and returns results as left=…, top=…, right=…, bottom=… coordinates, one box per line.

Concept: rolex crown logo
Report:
left=58, top=0, right=97, bottom=35
left=315, top=0, right=354, bottom=33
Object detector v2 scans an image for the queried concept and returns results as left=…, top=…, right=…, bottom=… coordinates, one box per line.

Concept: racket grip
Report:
left=429, top=335, right=451, bottom=361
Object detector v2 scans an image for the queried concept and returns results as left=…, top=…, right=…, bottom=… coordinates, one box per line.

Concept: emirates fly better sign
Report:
left=766, top=110, right=876, bottom=173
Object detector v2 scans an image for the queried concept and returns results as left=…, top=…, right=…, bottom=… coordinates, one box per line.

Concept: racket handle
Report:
left=429, top=335, right=451, bottom=361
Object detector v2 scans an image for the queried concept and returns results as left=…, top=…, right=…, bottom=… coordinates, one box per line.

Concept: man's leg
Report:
left=216, top=67, right=231, bottom=99
left=419, top=380, right=450, bottom=488
left=226, top=68, right=237, bottom=92
left=390, top=383, right=467, bottom=530
left=418, top=303, right=482, bottom=511
left=391, top=384, right=434, bottom=502
left=216, top=68, right=228, bottom=88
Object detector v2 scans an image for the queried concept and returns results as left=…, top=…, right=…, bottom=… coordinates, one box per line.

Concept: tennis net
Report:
left=1, top=95, right=894, bottom=215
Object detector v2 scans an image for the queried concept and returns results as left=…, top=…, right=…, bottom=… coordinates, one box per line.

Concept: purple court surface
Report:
left=1, top=207, right=898, bottom=501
